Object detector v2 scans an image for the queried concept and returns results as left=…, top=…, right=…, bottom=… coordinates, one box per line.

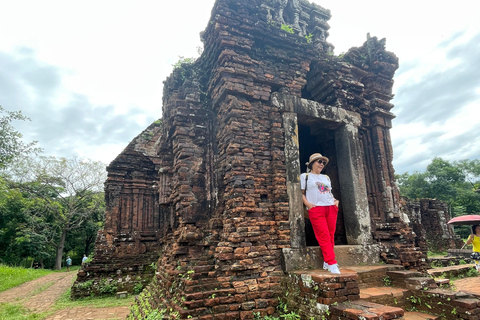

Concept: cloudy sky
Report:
left=1, top=0, right=479, bottom=174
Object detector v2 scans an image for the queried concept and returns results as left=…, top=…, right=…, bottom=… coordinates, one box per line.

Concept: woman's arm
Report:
left=466, top=234, right=475, bottom=245
left=302, top=190, right=315, bottom=210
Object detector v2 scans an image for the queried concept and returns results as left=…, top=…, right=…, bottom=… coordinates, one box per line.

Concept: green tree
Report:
left=396, top=171, right=430, bottom=199
left=425, top=157, right=465, bottom=201
left=0, top=176, right=30, bottom=265
left=64, top=191, right=105, bottom=259
left=0, top=106, right=40, bottom=168
left=396, top=157, right=480, bottom=217
left=5, top=156, right=106, bottom=270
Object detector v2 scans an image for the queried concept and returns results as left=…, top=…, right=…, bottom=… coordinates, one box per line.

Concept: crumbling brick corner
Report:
left=72, top=121, right=163, bottom=298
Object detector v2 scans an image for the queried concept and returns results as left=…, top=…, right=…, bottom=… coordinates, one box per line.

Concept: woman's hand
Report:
left=334, top=199, right=339, bottom=207
left=466, top=234, right=474, bottom=245
left=306, top=203, right=316, bottom=210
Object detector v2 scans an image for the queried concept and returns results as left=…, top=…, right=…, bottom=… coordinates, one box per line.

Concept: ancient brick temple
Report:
left=401, top=197, right=463, bottom=254
left=74, top=0, right=429, bottom=316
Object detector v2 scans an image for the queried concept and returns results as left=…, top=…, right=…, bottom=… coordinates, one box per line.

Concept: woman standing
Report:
left=465, top=225, right=480, bottom=271
left=301, top=153, right=340, bottom=274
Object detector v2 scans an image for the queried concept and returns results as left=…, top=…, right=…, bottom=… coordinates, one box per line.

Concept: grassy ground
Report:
left=54, top=287, right=135, bottom=310
left=0, top=264, right=57, bottom=293
left=0, top=265, right=134, bottom=319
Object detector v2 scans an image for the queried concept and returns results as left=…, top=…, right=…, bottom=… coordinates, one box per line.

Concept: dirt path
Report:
left=0, top=271, right=131, bottom=320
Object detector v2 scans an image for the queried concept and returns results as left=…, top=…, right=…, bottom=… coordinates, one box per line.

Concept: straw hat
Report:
left=306, top=153, right=329, bottom=169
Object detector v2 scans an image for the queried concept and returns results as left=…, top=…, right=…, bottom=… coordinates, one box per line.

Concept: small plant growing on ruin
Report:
left=76, top=279, right=94, bottom=290
left=172, top=56, right=196, bottom=69
left=142, top=131, right=154, bottom=140
left=382, top=276, right=392, bottom=286
left=408, top=295, right=420, bottom=305
left=466, top=267, right=478, bottom=277
left=280, top=24, right=294, bottom=34
left=145, top=309, right=165, bottom=320
left=277, top=299, right=288, bottom=313
left=133, top=282, right=143, bottom=294
left=254, top=312, right=280, bottom=320
left=98, top=279, right=117, bottom=294
left=320, top=310, right=330, bottom=320
left=280, top=312, right=300, bottom=320
left=305, top=33, right=313, bottom=43
left=430, top=260, right=443, bottom=268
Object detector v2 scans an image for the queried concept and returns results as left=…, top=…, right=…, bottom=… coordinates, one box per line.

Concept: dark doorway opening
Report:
left=298, top=119, right=347, bottom=246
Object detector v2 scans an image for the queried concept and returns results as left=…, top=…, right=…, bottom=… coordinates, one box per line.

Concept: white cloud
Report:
left=0, top=0, right=479, bottom=173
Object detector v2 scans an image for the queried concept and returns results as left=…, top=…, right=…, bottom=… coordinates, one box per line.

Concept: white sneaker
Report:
left=323, top=262, right=328, bottom=270
left=328, top=263, right=341, bottom=274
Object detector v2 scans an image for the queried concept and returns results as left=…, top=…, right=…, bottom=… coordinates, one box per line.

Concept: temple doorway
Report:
left=297, top=120, right=348, bottom=246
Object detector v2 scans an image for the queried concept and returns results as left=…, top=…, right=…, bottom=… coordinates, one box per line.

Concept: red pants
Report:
left=308, top=205, right=338, bottom=265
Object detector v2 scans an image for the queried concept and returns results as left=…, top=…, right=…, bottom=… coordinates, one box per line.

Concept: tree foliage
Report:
left=1, top=156, right=106, bottom=269
left=0, top=106, right=40, bottom=168
left=396, top=157, right=480, bottom=216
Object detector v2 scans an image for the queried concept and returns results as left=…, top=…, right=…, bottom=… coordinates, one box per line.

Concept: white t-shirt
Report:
left=300, top=173, right=335, bottom=206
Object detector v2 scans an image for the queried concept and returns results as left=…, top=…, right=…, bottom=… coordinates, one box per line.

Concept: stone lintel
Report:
left=282, top=245, right=380, bottom=272
left=271, top=92, right=362, bottom=127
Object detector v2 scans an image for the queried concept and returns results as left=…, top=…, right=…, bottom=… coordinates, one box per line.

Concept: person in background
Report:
left=300, top=153, right=341, bottom=274
left=82, top=254, right=88, bottom=266
left=66, top=256, right=72, bottom=272
left=465, top=224, right=480, bottom=271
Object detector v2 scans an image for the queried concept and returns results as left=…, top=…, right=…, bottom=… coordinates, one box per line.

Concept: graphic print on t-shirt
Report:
left=316, top=182, right=330, bottom=194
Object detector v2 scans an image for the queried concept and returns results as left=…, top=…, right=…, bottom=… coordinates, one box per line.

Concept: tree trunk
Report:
left=84, top=233, right=96, bottom=256
left=54, top=228, right=68, bottom=270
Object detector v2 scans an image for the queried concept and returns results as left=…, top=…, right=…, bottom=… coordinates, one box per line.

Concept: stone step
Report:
left=427, top=263, right=476, bottom=278
left=404, top=277, right=437, bottom=290
left=434, top=278, right=450, bottom=288
left=287, top=268, right=360, bottom=305
left=341, top=264, right=405, bottom=288
left=329, top=300, right=404, bottom=319
left=360, top=286, right=409, bottom=306
left=428, top=255, right=470, bottom=268
left=387, top=270, right=424, bottom=288
left=405, top=288, right=480, bottom=318
left=282, top=245, right=382, bottom=272
left=404, top=311, right=440, bottom=320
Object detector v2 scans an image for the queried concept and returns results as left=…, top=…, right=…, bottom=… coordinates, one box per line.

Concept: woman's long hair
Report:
left=472, top=225, right=479, bottom=234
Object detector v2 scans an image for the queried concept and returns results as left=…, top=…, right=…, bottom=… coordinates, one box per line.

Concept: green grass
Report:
left=0, top=265, right=134, bottom=319
left=427, top=251, right=447, bottom=257
left=0, top=264, right=55, bottom=293
left=54, top=286, right=135, bottom=310
left=0, top=303, right=47, bottom=320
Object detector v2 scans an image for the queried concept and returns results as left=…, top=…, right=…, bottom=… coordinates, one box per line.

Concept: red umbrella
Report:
left=447, top=215, right=480, bottom=226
